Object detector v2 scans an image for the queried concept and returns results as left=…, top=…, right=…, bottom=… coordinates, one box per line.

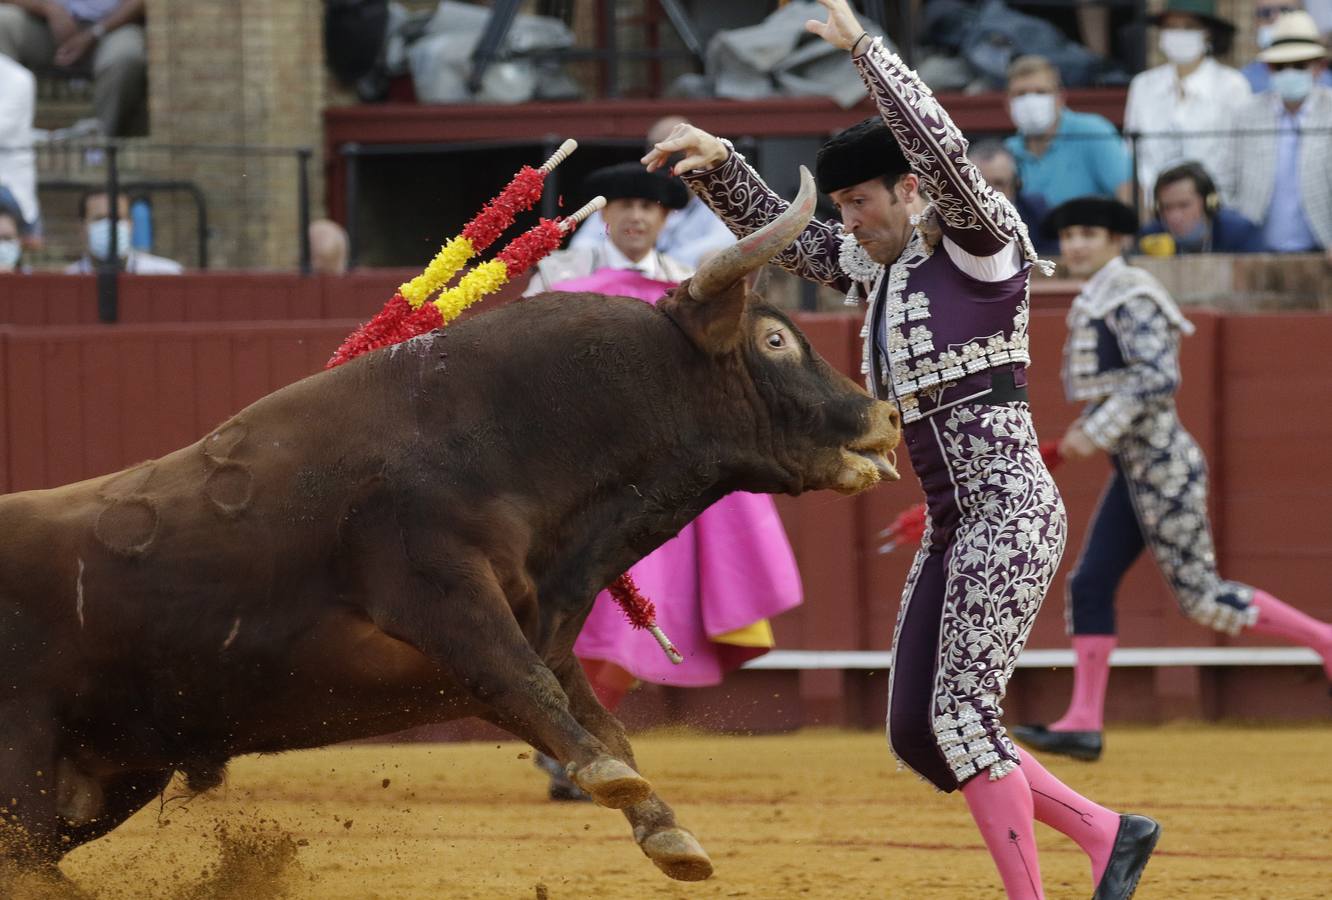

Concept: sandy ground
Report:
left=30, top=723, right=1332, bottom=899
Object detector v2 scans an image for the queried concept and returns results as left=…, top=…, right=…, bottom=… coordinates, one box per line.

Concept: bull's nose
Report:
left=867, top=400, right=901, bottom=448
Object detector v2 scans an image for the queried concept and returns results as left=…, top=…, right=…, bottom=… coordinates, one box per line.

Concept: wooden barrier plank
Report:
left=153, top=336, right=203, bottom=452
left=1219, top=314, right=1332, bottom=649
left=0, top=329, right=7, bottom=492
left=79, top=337, right=126, bottom=480
left=5, top=338, right=47, bottom=488
left=769, top=314, right=862, bottom=655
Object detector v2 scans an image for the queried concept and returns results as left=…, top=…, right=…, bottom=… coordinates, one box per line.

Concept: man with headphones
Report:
left=1139, top=161, right=1263, bottom=254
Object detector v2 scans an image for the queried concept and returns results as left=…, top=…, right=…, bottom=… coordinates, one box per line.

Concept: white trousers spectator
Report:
left=0, top=7, right=146, bottom=137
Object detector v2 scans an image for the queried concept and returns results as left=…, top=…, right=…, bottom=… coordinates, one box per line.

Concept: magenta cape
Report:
left=550, top=268, right=804, bottom=687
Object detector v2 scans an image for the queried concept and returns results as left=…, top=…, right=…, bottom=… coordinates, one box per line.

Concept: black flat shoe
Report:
left=1092, top=814, right=1161, bottom=900
left=1010, top=724, right=1104, bottom=761
left=534, top=751, right=592, bottom=802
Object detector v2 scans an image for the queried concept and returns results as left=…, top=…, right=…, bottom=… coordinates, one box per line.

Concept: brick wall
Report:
left=144, top=0, right=327, bottom=269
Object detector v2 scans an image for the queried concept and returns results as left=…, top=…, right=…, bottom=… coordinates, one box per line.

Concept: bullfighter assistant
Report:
left=1014, top=196, right=1332, bottom=762
left=645, top=1, right=1156, bottom=896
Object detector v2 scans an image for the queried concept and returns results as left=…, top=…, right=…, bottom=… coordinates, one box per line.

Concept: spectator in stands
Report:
left=568, top=116, right=735, bottom=269
left=309, top=218, right=349, bottom=275
left=1138, top=161, right=1263, bottom=254
left=1124, top=0, right=1251, bottom=204
left=0, top=206, right=24, bottom=272
left=969, top=139, right=1057, bottom=256
left=1004, top=55, right=1133, bottom=208
left=1243, top=1, right=1332, bottom=92
left=1222, top=11, right=1332, bottom=257
left=524, top=162, right=692, bottom=295
left=66, top=188, right=182, bottom=274
left=0, top=0, right=148, bottom=137
left=0, top=51, right=38, bottom=234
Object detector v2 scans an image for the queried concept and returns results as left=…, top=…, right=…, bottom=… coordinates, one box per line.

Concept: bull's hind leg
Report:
left=0, top=702, right=63, bottom=880
left=366, top=560, right=651, bottom=809
left=56, top=768, right=174, bottom=854
left=551, top=655, right=714, bottom=882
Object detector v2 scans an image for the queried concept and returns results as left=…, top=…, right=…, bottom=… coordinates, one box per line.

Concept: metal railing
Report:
left=0, top=141, right=314, bottom=322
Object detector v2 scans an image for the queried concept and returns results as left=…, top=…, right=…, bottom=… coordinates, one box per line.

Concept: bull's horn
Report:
left=688, top=165, right=815, bottom=301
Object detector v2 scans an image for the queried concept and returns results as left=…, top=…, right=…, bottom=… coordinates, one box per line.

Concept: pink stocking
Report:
left=1050, top=635, right=1116, bottom=732
left=1018, top=749, right=1120, bottom=886
left=960, top=768, right=1044, bottom=899
left=1249, top=591, right=1332, bottom=680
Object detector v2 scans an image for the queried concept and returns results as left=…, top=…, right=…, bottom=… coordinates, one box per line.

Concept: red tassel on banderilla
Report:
left=607, top=573, right=683, bottom=664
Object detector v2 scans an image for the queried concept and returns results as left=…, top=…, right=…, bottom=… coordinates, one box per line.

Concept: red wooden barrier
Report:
left=2, top=295, right=1330, bottom=726
left=0, top=321, right=353, bottom=492
left=0, top=272, right=415, bottom=326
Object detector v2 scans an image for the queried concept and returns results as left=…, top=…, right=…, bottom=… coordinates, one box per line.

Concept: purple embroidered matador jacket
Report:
left=684, top=37, right=1066, bottom=791
left=682, top=39, right=1048, bottom=424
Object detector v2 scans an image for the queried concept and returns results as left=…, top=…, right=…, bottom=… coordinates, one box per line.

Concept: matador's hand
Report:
left=641, top=123, right=729, bottom=176
left=804, top=0, right=867, bottom=53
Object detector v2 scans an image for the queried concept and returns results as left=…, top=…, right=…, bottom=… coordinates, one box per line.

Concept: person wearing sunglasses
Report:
left=1222, top=10, right=1332, bottom=258
left=1242, top=1, right=1332, bottom=91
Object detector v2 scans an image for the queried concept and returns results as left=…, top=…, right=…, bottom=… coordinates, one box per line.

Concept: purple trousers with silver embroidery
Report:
left=886, top=400, right=1067, bottom=791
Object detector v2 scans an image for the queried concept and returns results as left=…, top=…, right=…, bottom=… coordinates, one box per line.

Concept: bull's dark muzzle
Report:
left=836, top=400, right=902, bottom=492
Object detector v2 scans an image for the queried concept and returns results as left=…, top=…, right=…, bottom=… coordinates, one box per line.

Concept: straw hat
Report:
left=1258, top=11, right=1329, bottom=65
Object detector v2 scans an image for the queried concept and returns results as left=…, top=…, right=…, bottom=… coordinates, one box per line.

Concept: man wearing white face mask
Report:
left=1123, top=0, right=1251, bottom=205
left=1003, top=55, right=1134, bottom=208
left=1242, top=1, right=1332, bottom=91
left=65, top=188, right=181, bottom=274
left=1222, top=11, right=1332, bottom=258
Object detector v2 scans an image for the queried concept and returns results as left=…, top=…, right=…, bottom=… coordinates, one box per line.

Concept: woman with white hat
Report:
left=1123, top=0, right=1252, bottom=205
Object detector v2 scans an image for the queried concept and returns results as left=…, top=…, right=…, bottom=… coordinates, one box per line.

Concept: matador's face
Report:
left=829, top=175, right=920, bottom=265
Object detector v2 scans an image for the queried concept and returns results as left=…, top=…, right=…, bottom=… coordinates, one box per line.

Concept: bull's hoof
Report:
left=641, top=828, right=714, bottom=882
left=570, top=756, right=652, bottom=809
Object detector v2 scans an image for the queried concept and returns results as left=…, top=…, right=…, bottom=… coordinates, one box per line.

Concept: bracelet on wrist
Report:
left=851, top=32, right=870, bottom=55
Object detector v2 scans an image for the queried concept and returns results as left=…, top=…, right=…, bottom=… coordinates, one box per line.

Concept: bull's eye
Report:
left=766, top=331, right=786, bottom=349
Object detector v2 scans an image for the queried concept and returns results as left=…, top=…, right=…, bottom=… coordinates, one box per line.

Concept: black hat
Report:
left=1148, top=0, right=1235, bottom=37
left=1042, top=196, right=1139, bottom=239
left=582, top=162, right=689, bottom=211
left=815, top=117, right=911, bottom=194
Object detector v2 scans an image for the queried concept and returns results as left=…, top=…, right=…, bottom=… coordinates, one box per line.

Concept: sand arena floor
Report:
left=26, top=724, right=1332, bottom=899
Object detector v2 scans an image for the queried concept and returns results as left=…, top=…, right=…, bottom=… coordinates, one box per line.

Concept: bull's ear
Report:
left=659, top=276, right=746, bottom=355
left=660, top=166, right=816, bottom=356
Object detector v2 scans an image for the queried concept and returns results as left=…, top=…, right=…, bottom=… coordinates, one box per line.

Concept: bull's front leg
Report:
left=549, top=654, right=714, bottom=882
left=365, top=556, right=651, bottom=809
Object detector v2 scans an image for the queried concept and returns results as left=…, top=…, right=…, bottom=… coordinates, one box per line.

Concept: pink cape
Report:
left=549, top=268, right=804, bottom=687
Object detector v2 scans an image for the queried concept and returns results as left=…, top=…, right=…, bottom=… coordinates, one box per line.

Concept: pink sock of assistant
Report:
left=1249, top=590, right=1332, bottom=679
left=960, top=767, right=1044, bottom=899
left=1018, top=749, right=1121, bottom=886
left=1049, top=635, right=1116, bottom=732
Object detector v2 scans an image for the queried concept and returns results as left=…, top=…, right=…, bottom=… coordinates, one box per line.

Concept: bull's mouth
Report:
left=831, top=444, right=901, bottom=494
left=853, top=448, right=900, bottom=481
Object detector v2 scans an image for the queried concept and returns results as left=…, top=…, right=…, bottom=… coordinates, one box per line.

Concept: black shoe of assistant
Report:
left=1010, top=724, right=1103, bottom=761
left=1092, top=814, right=1161, bottom=900
left=533, top=751, right=592, bottom=802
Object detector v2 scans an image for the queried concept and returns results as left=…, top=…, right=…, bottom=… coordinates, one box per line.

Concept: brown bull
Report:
left=0, top=168, right=900, bottom=886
